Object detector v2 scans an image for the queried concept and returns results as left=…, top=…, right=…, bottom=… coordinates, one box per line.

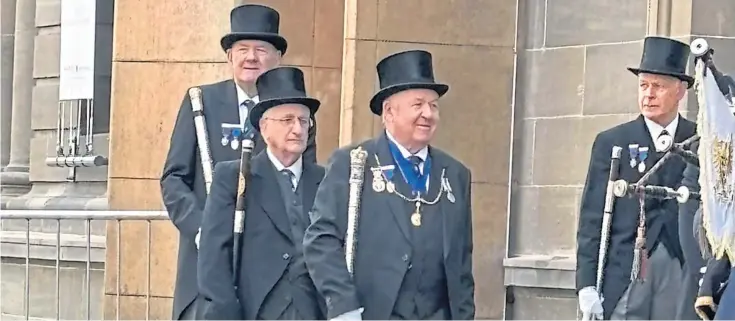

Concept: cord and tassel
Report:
left=631, top=192, right=649, bottom=281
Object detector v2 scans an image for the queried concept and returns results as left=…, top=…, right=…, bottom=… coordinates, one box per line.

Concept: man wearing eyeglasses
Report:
left=160, top=5, right=317, bottom=320
left=197, top=66, right=326, bottom=320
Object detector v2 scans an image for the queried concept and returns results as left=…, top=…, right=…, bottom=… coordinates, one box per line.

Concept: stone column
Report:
left=0, top=0, right=17, bottom=169
left=0, top=0, right=34, bottom=197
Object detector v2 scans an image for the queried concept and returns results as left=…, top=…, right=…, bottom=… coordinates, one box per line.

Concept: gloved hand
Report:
left=195, top=228, right=201, bottom=250
left=578, top=286, right=604, bottom=320
left=694, top=296, right=716, bottom=320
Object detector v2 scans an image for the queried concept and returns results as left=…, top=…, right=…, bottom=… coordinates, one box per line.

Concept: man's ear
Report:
left=678, top=80, right=688, bottom=100
left=226, top=49, right=233, bottom=63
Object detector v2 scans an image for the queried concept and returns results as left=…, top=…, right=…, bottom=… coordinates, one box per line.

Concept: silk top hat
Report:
left=628, top=36, right=694, bottom=88
left=369, top=50, right=449, bottom=115
left=220, top=4, right=288, bottom=54
left=249, top=67, right=320, bottom=131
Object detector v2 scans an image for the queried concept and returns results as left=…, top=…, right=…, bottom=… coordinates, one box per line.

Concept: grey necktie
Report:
left=241, top=99, right=255, bottom=135
left=281, top=169, right=296, bottom=192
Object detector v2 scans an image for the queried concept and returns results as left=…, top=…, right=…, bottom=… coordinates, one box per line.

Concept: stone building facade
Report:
left=1, top=0, right=735, bottom=319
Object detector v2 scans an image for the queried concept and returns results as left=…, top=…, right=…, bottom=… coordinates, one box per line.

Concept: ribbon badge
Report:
left=221, top=123, right=250, bottom=150
left=637, top=146, right=649, bottom=173
left=628, top=144, right=640, bottom=168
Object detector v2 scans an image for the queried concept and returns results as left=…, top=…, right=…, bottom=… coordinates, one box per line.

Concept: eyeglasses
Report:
left=264, top=116, right=313, bottom=128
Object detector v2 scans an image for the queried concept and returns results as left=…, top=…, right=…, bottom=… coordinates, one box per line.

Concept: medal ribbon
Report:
left=387, top=140, right=431, bottom=194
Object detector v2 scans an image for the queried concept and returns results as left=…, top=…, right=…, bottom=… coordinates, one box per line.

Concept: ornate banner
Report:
left=696, top=58, right=735, bottom=262
left=59, top=0, right=96, bottom=100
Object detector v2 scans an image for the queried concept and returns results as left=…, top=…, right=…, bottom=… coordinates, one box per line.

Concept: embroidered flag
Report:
left=695, top=58, right=735, bottom=264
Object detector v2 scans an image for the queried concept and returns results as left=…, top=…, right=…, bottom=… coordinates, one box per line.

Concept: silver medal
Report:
left=638, top=162, right=646, bottom=173
left=231, top=138, right=239, bottom=150
left=221, top=136, right=229, bottom=146
left=386, top=181, right=395, bottom=193
left=373, top=177, right=385, bottom=192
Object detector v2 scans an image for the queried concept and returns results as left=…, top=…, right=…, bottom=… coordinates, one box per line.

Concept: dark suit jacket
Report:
left=698, top=254, right=730, bottom=300
left=160, top=79, right=317, bottom=319
left=303, top=131, right=475, bottom=320
left=197, top=152, right=326, bottom=320
left=576, top=114, right=696, bottom=319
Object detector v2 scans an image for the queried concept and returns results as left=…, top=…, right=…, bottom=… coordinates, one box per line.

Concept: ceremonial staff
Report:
left=188, top=87, right=215, bottom=194
left=233, top=136, right=256, bottom=288
left=583, top=146, right=623, bottom=321
left=345, top=146, right=368, bottom=275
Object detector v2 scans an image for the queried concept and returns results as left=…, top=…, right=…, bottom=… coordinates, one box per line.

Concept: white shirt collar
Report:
left=385, top=130, right=429, bottom=162
left=643, top=114, right=679, bottom=141
left=235, top=82, right=259, bottom=126
left=235, top=82, right=259, bottom=105
left=266, top=147, right=303, bottom=187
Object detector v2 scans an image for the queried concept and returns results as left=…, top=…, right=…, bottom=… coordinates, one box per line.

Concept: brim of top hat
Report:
left=220, top=32, right=288, bottom=54
left=369, top=82, right=450, bottom=116
left=627, top=67, right=695, bottom=89
left=249, top=97, right=321, bottom=132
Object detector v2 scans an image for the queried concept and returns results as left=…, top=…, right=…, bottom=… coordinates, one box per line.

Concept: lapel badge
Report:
left=379, top=165, right=396, bottom=194
left=221, top=123, right=243, bottom=150
left=637, top=146, right=649, bottom=173
left=655, top=133, right=673, bottom=152
left=628, top=144, right=639, bottom=168
left=442, top=176, right=455, bottom=203
left=371, top=167, right=386, bottom=193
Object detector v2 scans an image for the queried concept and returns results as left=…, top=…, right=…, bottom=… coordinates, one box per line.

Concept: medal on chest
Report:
left=370, top=155, right=451, bottom=228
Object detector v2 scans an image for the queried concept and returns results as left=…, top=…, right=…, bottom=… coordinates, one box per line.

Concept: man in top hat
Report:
left=303, top=50, right=475, bottom=320
left=160, top=4, right=318, bottom=320
left=197, top=66, right=326, bottom=320
left=576, top=36, right=696, bottom=320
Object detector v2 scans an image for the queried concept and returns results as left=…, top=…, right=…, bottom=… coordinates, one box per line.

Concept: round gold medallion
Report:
left=410, top=212, right=422, bottom=227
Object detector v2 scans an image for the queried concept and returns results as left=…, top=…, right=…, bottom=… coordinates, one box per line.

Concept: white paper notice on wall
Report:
left=59, top=0, right=97, bottom=101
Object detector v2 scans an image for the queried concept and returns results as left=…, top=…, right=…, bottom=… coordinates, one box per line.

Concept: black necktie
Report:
left=281, top=169, right=296, bottom=192
left=407, top=155, right=423, bottom=177
left=660, top=129, right=670, bottom=138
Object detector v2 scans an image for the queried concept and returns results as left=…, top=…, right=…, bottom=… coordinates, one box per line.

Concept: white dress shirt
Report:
left=235, top=82, right=259, bottom=127
left=644, top=114, right=678, bottom=141
left=385, top=131, right=429, bottom=174
left=644, top=114, right=679, bottom=151
left=266, top=147, right=303, bottom=189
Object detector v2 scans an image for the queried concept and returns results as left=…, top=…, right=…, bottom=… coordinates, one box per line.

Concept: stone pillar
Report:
left=0, top=0, right=17, bottom=170
left=0, top=0, right=34, bottom=198
left=2, top=0, right=114, bottom=211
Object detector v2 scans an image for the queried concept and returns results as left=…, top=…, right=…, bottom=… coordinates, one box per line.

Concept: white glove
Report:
left=195, top=228, right=201, bottom=250
left=330, top=308, right=363, bottom=321
left=578, top=286, right=603, bottom=319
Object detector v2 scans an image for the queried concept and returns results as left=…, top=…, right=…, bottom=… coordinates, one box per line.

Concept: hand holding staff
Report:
left=233, top=138, right=255, bottom=288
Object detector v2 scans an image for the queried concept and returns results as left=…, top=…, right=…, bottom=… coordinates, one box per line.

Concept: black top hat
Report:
left=248, top=67, right=320, bottom=131
left=369, top=50, right=449, bottom=115
left=220, top=4, right=288, bottom=54
left=628, top=36, right=693, bottom=88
